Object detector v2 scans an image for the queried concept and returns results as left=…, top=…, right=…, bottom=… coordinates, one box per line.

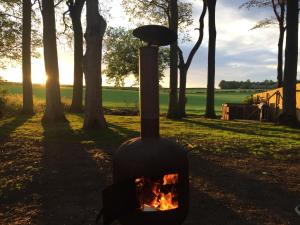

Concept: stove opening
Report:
left=135, top=173, right=179, bottom=212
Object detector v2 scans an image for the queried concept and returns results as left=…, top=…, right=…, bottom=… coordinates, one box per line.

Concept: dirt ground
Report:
left=0, top=138, right=300, bottom=225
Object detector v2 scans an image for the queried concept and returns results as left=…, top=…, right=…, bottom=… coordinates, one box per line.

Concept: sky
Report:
left=0, top=0, right=299, bottom=88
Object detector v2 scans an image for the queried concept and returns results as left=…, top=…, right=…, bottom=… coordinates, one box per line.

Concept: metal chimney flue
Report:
left=134, top=25, right=177, bottom=139
left=139, top=46, right=159, bottom=138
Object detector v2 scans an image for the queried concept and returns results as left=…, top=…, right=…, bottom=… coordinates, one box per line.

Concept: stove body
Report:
left=114, top=137, right=189, bottom=225
left=110, top=25, right=189, bottom=225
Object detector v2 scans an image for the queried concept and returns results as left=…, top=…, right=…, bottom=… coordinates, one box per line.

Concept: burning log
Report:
left=135, top=174, right=179, bottom=211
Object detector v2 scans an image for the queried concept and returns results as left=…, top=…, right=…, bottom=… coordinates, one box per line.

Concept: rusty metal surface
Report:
left=133, top=25, right=177, bottom=46
left=139, top=46, right=160, bottom=138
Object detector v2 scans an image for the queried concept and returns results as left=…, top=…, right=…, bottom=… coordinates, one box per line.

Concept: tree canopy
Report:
left=0, top=0, right=41, bottom=69
left=121, top=0, right=193, bottom=37
left=103, top=27, right=170, bottom=87
left=239, top=0, right=286, bottom=29
left=0, top=12, right=22, bottom=68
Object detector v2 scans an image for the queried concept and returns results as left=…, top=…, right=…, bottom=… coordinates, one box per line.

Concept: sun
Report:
left=31, top=66, right=47, bottom=85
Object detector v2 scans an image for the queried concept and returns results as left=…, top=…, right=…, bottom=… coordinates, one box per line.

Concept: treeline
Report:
left=218, top=80, right=277, bottom=90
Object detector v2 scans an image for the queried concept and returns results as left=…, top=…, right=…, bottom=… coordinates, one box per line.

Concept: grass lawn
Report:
left=0, top=113, right=299, bottom=224
left=3, top=82, right=258, bottom=114
left=1, top=113, right=299, bottom=159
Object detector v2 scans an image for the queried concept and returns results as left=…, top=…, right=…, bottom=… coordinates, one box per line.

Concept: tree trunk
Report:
left=279, top=0, right=299, bottom=126
left=178, top=66, right=187, bottom=118
left=22, top=0, right=34, bottom=114
left=167, top=0, right=179, bottom=119
left=83, top=0, right=107, bottom=129
left=69, top=0, right=85, bottom=113
left=205, top=0, right=217, bottom=118
left=41, top=0, right=66, bottom=122
left=277, top=25, right=284, bottom=88
left=277, top=3, right=285, bottom=88
left=177, top=0, right=207, bottom=119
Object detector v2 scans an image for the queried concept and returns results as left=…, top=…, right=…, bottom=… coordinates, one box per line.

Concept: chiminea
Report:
left=99, top=25, right=189, bottom=225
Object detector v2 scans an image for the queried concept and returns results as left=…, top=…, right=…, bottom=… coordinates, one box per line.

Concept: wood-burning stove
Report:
left=114, top=137, right=189, bottom=225
left=99, top=25, right=189, bottom=225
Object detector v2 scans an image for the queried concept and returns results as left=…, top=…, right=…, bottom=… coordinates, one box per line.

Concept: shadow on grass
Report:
left=185, top=186, right=252, bottom=225
left=0, top=114, right=33, bottom=142
left=74, top=114, right=140, bottom=150
left=188, top=153, right=300, bottom=225
left=257, top=125, right=300, bottom=135
left=182, top=118, right=300, bottom=141
left=32, top=118, right=141, bottom=223
left=0, top=118, right=139, bottom=224
left=31, top=120, right=115, bottom=224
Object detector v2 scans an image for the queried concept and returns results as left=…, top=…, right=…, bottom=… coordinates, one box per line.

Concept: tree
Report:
left=121, top=0, right=193, bottom=119
left=1, top=0, right=41, bottom=114
left=205, top=0, right=217, bottom=119
left=83, top=0, right=107, bottom=129
left=65, top=0, right=85, bottom=112
left=103, top=27, right=170, bottom=87
left=278, top=0, right=299, bottom=126
left=41, top=0, right=66, bottom=122
left=273, top=0, right=286, bottom=88
left=22, top=0, right=34, bottom=114
left=168, top=0, right=179, bottom=118
left=240, top=0, right=286, bottom=88
left=0, top=1, right=22, bottom=69
left=177, top=0, right=207, bottom=118
left=103, top=27, right=140, bottom=87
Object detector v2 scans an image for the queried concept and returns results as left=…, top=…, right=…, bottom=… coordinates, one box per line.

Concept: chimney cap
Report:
left=133, top=25, right=177, bottom=46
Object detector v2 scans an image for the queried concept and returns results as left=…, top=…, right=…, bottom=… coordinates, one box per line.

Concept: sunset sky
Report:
left=0, top=0, right=299, bottom=88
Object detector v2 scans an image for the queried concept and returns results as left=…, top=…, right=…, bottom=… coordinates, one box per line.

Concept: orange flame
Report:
left=135, top=174, right=179, bottom=211
left=163, top=174, right=178, bottom=185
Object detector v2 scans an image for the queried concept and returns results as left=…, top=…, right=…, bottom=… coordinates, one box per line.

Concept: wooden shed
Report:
left=252, top=83, right=300, bottom=122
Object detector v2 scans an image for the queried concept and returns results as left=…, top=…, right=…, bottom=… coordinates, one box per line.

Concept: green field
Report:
left=4, top=82, right=259, bottom=115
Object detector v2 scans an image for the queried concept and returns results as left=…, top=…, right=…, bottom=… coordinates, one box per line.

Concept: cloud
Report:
left=177, top=0, right=299, bottom=88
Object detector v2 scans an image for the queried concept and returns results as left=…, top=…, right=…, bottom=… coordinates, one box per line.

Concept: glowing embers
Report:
left=135, top=174, right=179, bottom=211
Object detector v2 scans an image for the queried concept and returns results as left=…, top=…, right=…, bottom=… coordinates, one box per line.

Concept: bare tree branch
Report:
left=250, top=17, right=276, bottom=30
left=271, top=0, right=281, bottom=21
left=0, top=12, right=22, bottom=20
left=185, top=0, right=207, bottom=69
left=31, top=0, right=38, bottom=7
left=62, top=9, right=71, bottom=34
left=54, top=0, right=65, bottom=8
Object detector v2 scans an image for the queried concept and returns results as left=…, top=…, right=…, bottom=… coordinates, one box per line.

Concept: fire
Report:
left=163, top=174, right=178, bottom=185
left=135, top=174, right=179, bottom=211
